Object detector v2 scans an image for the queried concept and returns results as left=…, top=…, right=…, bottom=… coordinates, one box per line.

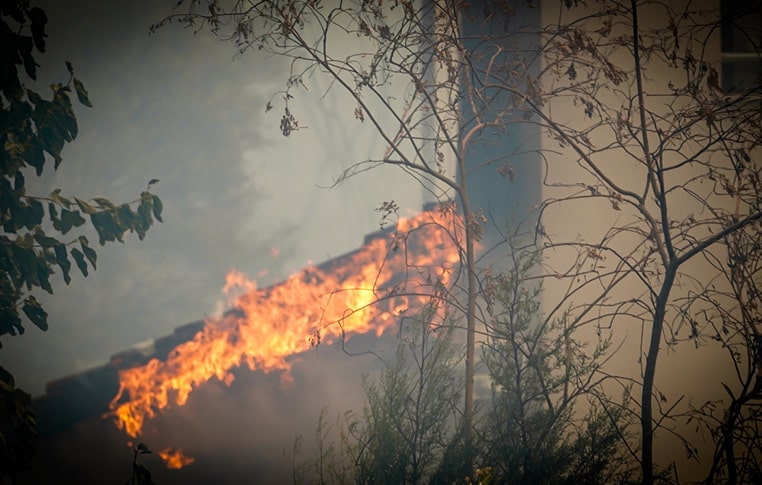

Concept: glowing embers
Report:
left=158, top=447, right=195, bottom=470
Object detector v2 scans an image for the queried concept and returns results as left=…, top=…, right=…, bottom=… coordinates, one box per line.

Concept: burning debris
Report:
left=158, top=448, right=195, bottom=470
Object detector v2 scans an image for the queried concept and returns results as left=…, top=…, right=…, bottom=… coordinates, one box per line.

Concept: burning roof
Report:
left=32, top=203, right=464, bottom=471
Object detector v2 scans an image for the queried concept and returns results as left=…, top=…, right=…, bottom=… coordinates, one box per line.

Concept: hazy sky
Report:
left=5, top=2, right=752, bottom=482
left=0, top=0, right=427, bottom=396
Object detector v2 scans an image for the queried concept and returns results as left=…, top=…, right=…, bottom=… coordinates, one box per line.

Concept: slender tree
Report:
left=525, top=2, right=761, bottom=481
left=155, top=1, right=508, bottom=470
left=161, top=1, right=762, bottom=482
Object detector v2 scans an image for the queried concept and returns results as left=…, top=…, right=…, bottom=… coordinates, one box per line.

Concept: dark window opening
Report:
left=720, top=0, right=762, bottom=91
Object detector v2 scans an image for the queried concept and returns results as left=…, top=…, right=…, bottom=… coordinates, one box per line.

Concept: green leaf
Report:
left=115, top=204, right=134, bottom=232
left=22, top=296, right=48, bottom=331
left=14, top=171, right=25, bottom=194
left=1, top=175, right=13, bottom=200
left=148, top=178, right=160, bottom=186
left=70, top=247, right=88, bottom=276
left=33, top=230, right=59, bottom=248
left=25, top=139, right=46, bottom=175
left=138, top=195, right=153, bottom=233
left=65, top=61, right=74, bottom=75
left=22, top=199, right=44, bottom=229
left=54, top=244, right=71, bottom=284
left=28, top=7, right=48, bottom=53
left=92, top=197, right=115, bottom=210
left=26, top=89, right=42, bottom=106
left=152, top=195, right=163, bottom=222
left=48, top=202, right=58, bottom=223
left=19, top=35, right=37, bottom=80
left=52, top=87, right=78, bottom=140
left=90, top=211, right=120, bottom=245
left=9, top=245, right=36, bottom=291
left=54, top=208, right=85, bottom=234
left=36, top=259, right=53, bottom=294
left=63, top=113, right=79, bottom=142
left=1, top=220, right=13, bottom=235
left=72, top=78, right=92, bottom=107
left=31, top=94, right=67, bottom=168
left=74, top=197, right=96, bottom=215
left=0, top=307, right=24, bottom=337
left=79, top=236, right=97, bottom=270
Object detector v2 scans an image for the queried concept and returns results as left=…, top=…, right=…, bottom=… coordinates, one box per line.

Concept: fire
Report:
left=158, top=447, right=195, bottom=469
left=108, top=207, right=462, bottom=438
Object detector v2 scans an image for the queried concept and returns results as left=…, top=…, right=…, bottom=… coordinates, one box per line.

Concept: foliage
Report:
left=286, top=408, right=356, bottom=485
left=0, top=0, right=163, bottom=342
left=291, top=251, right=639, bottom=484
left=290, top=304, right=465, bottom=485
left=678, top=211, right=762, bottom=483
left=479, top=236, right=637, bottom=484
left=0, top=366, right=36, bottom=484
left=1, top=0, right=162, bottom=480
left=352, top=307, right=463, bottom=485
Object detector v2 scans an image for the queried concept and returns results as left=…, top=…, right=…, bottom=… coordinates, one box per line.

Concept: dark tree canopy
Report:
left=1, top=0, right=162, bottom=479
left=0, top=0, right=163, bottom=341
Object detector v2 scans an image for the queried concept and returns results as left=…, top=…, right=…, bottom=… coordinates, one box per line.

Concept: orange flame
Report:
left=108, top=207, right=462, bottom=438
left=158, top=447, right=195, bottom=470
